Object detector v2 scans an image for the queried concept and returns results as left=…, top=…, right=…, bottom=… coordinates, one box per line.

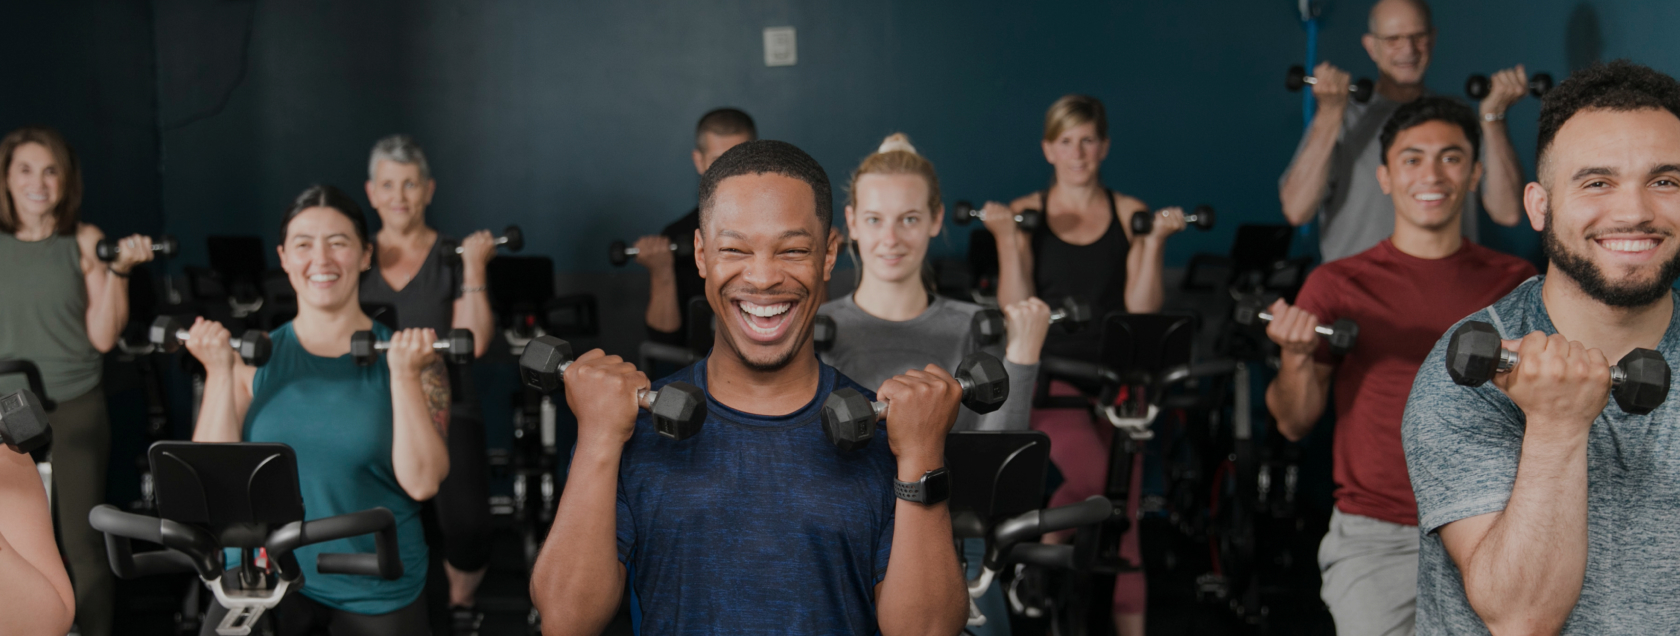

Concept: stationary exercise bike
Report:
left=89, top=442, right=404, bottom=636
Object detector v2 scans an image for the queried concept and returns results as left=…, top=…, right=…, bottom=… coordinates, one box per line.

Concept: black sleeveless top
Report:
left=1031, top=189, right=1131, bottom=362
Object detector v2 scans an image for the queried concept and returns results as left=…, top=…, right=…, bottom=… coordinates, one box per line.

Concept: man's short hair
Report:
left=1368, top=0, right=1432, bottom=33
left=368, top=134, right=430, bottom=181
left=695, top=108, right=758, bottom=151
left=1379, top=96, right=1481, bottom=164
left=1537, top=60, right=1680, bottom=185
left=698, top=140, right=832, bottom=232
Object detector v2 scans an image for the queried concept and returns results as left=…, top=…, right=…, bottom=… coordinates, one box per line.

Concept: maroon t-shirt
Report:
left=1295, top=239, right=1535, bottom=526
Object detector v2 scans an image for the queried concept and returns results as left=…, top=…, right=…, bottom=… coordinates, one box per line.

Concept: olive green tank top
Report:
left=0, top=232, right=101, bottom=401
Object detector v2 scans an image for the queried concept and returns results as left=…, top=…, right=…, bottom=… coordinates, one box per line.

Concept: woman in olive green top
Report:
left=0, top=125, right=156, bottom=636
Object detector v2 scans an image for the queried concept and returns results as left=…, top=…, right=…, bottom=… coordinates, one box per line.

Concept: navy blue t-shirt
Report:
left=615, top=358, right=899, bottom=634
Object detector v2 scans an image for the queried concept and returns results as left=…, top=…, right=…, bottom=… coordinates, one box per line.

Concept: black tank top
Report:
left=1032, top=188, right=1130, bottom=362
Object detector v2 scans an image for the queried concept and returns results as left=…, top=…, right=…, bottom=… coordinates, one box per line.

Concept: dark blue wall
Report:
left=0, top=0, right=161, bottom=238
left=14, top=1, right=1680, bottom=273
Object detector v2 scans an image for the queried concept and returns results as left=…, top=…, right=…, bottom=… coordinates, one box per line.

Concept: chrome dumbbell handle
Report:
left=1255, top=310, right=1336, bottom=338
left=372, top=341, right=454, bottom=352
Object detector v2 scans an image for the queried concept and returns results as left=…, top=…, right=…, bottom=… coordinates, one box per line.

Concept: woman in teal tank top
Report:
left=181, top=184, right=450, bottom=635
left=1, top=125, right=158, bottom=636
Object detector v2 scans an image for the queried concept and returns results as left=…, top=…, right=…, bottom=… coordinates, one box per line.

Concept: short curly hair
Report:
left=698, top=140, right=832, bottom=231
left=1537, top=60, right=1680, bottom=185
left=1379, top=96, right=1481, bottom=165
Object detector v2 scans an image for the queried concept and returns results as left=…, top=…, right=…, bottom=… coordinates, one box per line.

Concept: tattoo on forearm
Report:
left=422, top=361, right=451, bottom=437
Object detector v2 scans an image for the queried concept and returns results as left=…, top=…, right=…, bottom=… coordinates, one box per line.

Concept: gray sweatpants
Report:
left=1318, top=508, right=1418, bottom=636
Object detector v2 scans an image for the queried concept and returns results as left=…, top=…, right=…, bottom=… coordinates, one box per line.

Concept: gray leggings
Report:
left=50, top=385, right=113, bottom=636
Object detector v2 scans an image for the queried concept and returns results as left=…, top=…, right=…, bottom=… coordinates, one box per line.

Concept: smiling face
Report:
left=5, top=142, right=61, bottom=220
left=1532, top=108, right=1680, bottom=307
left=279, top=207, right=372, bottom=312
left=1042, top=122, right=1109, bottom=186
left=701, top=172, right=838, bottom=372
left=1378, top=120, right=1481, bottom=233
left=846, top=173, right=941, bottom=286
left=1362, top=0, right=1433, bottom=87
left=366, top=160, right=434, bottom=231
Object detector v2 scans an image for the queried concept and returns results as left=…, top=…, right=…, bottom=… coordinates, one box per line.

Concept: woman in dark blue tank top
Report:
left=182, top=184, right=450, bottom=636
left=973, top=95, right=1193, bottom=636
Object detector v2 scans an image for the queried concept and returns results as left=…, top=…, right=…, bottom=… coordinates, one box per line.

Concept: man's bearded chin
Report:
left=720, top=281, right=810, bottom=373
left=1542, top=203, right=1680, bottom=308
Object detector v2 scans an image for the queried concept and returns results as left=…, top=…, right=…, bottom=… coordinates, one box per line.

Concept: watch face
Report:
left=925, top=468, right=951, bottom=505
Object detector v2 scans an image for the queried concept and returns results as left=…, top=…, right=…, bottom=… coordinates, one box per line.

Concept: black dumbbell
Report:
left=95, top=235, right=178, bottom=262
left=608, top=239, right=695, bottom=267
left=971, top=296, right=1093, bottom=346
left=1465, top=72, right=1554, bottom=100
left=350, top=329, right=474, bottom=366
left=1445, top=321, right=1670, bottom=415
left=518, top=335, right=708, bottom=440
left=441, top=226, right=523, bottom=260
left=813, top=314, right=837, bottom=353
left=148, top=316, right=273, bottom=367
left=820, top=352, right=1010, bottom=451
left=1130, top=205, right=1214, bottom=235
left=0, top=388, right=51, bottom=454
left=951, top=201, right=1044, bottom=232
left=1233, top=294, right=1359, bottom=355
left=1285, top=65, right=1374, bottom=104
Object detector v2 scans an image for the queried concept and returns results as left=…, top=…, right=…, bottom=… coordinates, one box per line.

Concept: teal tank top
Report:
left=0, top=232, right=101, bottom=400
left=243, top=322, right=427, bottom=614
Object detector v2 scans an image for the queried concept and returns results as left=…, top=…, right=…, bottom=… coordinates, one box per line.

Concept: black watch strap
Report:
left=894, top=467, right=950, bottom=505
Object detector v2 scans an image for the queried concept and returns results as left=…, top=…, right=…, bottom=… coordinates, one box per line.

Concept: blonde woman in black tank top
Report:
left=972, top=95, right=1190, bottom=636
left=0, top=126, right=156, bottom=636
left=979, top=95, right=1186, bottom=326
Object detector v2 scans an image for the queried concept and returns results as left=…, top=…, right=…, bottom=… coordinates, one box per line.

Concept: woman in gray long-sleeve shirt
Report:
left=817, top=133, right=1051, bottom=636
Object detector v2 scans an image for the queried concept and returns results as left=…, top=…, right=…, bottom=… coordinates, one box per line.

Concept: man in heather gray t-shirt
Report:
left=1402, top=278, right=1680, bottom=633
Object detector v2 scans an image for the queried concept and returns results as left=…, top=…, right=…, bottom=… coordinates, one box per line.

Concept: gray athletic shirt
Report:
left=818, top=295, right=1036, bottom=432
left=1282, top=91, right=1483, bottom=262
left=359, top=235, right=463, bottom=336
left=1402, top=276, right=1680, bottom=634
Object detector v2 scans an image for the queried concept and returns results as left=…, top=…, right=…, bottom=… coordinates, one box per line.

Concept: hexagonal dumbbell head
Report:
left=1445, top=321, right=1504, bottom=387
left=1613, top=348, right=1671, bottom=415
left=500, top=225, right=524, bottom=252
left=236, top=330, right=274, bottom=367
left=1327, top=318, right=1359, bottom=356
left=0, top=389, right=51, bottom=454
left=821, top=388, right=879, bottom=451
left=1231, top=295, right=1267, bottom=327
left=149, top=316, right=187, bottom=353
left=519, top=336, right=574, bottom=394
left=813, top=315, right=838, bottom=353
left=444, top=329, right=476, bottom=365
left=1054, top=297, right=1093, bottom=333
left=970, top=309, right=1006, bottom=346
left=350, top=331, right=379, bottom=366
left=952, top=201, right=979, bottom=225
left=1190, top=205, right=1216, bottom=230
left=955, top=352, right=1010, bottom=414
left=649, top=381, right=707, bottom=441
left=1015, top=209, right=1044, bottom=232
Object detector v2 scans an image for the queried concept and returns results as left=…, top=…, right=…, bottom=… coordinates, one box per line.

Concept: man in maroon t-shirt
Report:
left=1264, top=96, right=1536, bottom=635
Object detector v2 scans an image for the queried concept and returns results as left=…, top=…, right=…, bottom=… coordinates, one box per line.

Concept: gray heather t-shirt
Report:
left=1282, top=92, right=1482, bottom=262
left=818, top=295, right=1036, bottom=433
left=1402, top=276, right=1680, bottom=634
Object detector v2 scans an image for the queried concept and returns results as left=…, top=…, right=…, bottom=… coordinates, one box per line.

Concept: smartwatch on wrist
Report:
left=894, top=467, right=950, bottom=505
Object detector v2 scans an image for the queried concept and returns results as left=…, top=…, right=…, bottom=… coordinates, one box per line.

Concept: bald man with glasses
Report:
left=1279, top=0, right=1533, bottom=262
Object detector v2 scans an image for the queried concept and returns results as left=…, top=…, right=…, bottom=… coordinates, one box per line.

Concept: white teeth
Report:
left=740, top=302, right=790, bottom=317
left=1600, top=239, right=1658, bottom=252
left=1416, top=193, right=1445, bottom=202
left=308, top=274, right=340, bottom=282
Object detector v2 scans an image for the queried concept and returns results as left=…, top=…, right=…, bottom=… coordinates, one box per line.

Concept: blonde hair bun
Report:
left=876, top=133, right=918, bottom=155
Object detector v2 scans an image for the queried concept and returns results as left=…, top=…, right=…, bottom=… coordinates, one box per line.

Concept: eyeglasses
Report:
left=1371, top=31, right=1432, bottom=48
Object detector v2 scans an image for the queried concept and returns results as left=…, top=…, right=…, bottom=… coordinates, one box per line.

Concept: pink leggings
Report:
left=1030, top=380, right=1146, bottom=615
